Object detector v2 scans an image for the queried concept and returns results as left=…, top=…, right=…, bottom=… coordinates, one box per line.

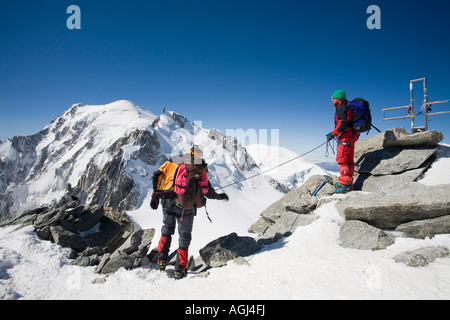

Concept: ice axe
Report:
left=311, top=175, right=332, bottom=197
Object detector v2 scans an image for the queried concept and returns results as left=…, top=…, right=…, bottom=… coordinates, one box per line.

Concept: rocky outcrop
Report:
left=248, top=175, right=336, bottom=244
left=0, top=200, right=154, bottom=274
left=353, top=127, right=443, bottom=191
left=245, top=128, right=450, bottom=267
left=95, top=228, right=155, bottom=274
left=336, top=183, right=450, bottom=229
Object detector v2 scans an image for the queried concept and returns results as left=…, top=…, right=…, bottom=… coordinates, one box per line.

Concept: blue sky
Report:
left=1, top=0, right=449, bottom=159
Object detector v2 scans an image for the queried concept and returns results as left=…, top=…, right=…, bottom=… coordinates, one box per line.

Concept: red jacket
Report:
left=333, top=99, right=352, bottom=136
left=333, top=99, right=359, bottom=142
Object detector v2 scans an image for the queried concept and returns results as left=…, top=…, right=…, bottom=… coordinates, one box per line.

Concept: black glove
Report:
left=326, top=132, right=335, bottom=142
left=217, top=193, right=229, bottom=201
left=150, top=194, right=159, bottom=210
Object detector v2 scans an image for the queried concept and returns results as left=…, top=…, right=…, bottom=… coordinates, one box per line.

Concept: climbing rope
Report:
left=217, top=140, right=329, bottom=191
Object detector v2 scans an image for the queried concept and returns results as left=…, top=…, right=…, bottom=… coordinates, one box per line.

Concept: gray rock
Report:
left=199, top=232, right=261, bottom=268
left=395, top=215, right=450, bottom=239
left=74, top=205, right=104, bottom=232
left=354, top=128, right=443, bottom=162
left=71, top=246, right=104, bottom=267
left=99, top=251, right=135, bottom=274
left=113, top=228, right=155, bottom=256
left=248, top=174, right=328, bottom=241
left=355, top=146, right=437, bottom=176
left=394, top=246, right=450, bottom=267
left=34, top=208, right=66, bottom=229
left=383, top=129, right=443, bottom=148
left=353, top=168, right=426, bottom=192
left=336, top=183, right=450, bottom=229
left=340, top=220, right=394, bottom=250
left=95, top=228, right=155, bottom=274
left=0, top=206, right=47, bottom=228
left=353, top=128, right=442, bottom=193
left=50, top=226, right=88, bottom=252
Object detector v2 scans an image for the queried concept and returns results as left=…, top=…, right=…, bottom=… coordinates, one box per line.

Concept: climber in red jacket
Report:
left=326, top=90, right=359, bottom=193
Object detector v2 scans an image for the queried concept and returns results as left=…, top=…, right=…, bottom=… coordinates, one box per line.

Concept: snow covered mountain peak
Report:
left=0, top=101, right=271, bottom=222
left=0, top=100, right=162, bottom=220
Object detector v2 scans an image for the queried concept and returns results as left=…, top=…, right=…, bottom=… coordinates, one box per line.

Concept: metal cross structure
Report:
left=382, top=77, right=450, bottom=134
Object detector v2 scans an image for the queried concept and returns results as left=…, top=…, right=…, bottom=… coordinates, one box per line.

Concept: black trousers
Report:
left=160, top=199, right=195, bottom=253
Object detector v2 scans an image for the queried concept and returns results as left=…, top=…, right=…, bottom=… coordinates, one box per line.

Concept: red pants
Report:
left=336, top=132, right=359, bottom=186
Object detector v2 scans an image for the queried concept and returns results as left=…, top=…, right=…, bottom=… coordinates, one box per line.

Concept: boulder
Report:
left=355, top=146, right=437, bottom=176
left=114, top=228, right=155, bottom=256
left=95, top=228, right=155, bottom=274
left=199, top=232, right=261, bottom=268
left=354, top=127, right=443, bottom=161
left=99, top=251, right=136, bottom=274
left=34, top=207, right=66, bottom=230
left=248, top=174, right=331, bottom=242
left=71, top=246, right=104, bottom=267
left=336, top=183, right=450, bottom=229
left=394, top=246, right=450, bottom=267
left=50, top=226, right=89, bottom=252
left=340, top=220, right=394, bottom=250
left=395, top=215, right=450, bottom=239
left=353, top=128, right=442, bottom=191
left=72, top=205, right=104, bottom=232
left=354, top=168, right=425, bottom=192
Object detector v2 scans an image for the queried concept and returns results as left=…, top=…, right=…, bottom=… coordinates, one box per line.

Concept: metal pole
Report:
left=409, top=81, right=415, bottom=133
left=423, top=77, right=428, bottom=130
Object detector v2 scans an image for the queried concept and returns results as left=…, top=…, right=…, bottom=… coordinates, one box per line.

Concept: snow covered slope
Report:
left=1, top=148, right=449, bottom=299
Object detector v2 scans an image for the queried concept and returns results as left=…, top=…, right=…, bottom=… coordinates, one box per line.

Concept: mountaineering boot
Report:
left=335, top=183, right=353, bottom=193
left=157, top=259, right=167, bottom=272
left=174, top=265, right=187, bottom=280
left=174, top=248, right=189, bottom=280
